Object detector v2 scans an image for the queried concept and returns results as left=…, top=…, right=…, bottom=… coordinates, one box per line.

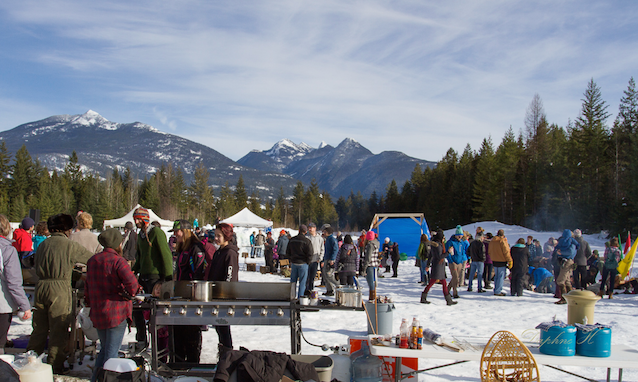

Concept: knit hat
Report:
left=133, top=207, right=150, bottom=224
left=47, top=213, right=74, bottom=233
left=21, top=217, right=35, bottom=230
left=366, top=231, right=376, bottom=241
left=169, top=219, right=191, bottom=232
left=573, top=229, right=582, bottom=238
left=98, top=228, right=124, bottom=250
left=455, top=225, right=463, bottom=236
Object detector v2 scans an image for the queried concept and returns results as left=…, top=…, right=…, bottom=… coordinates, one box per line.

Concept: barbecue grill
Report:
left=147, top=281, right=301, bottom=373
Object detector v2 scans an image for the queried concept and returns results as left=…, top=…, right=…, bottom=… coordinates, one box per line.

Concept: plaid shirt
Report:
left=85, top=248, right=139, bottom=330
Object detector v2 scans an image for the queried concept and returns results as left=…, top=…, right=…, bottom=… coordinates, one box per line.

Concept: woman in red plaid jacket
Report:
left=85, top=228, right=139, bottom=382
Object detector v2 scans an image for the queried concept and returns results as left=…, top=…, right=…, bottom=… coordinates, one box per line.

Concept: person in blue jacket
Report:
left=554, top=229, right=579, bottom=304
left=528, top=266, right=555, bottom=294
left=445, top=225, right=469, bottom=299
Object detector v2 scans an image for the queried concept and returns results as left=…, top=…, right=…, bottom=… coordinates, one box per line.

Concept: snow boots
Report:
left=445, top=294, right=458, bottom=305
left=555, top=285, right=567, bottom=304
left=420, top=291, right=430, bottom=304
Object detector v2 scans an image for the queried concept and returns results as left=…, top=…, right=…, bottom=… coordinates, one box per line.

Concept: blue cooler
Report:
left=536, top=321, right=576, bottom=356
left=575, top=324, right=612, bottom=357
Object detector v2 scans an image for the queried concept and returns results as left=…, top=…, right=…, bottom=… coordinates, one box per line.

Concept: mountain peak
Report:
left=318, top=141, right=329, bottom=149
left=70, top=110, right=118, bottom=130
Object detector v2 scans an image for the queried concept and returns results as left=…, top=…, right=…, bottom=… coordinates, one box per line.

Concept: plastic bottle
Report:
left=352, top=341, right=383, bottom=382
left=410, top=317, right=419, bottom=349
left=417, top=326, right=423, bottom=349
left=399, top=319, right=409, bottom=349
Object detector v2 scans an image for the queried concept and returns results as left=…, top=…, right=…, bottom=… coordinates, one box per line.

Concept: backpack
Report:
left=604, top=249, right=619, bottom=270
left=419, top=241, right=431, bottom=261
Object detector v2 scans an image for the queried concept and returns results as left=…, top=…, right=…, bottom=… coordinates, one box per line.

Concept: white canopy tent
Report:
left=102, top=204, right=173, bottom=230
left=220, top=207, right=273, bottom=229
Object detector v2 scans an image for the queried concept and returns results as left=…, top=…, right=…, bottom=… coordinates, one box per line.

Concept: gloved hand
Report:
left=507, top=261, right=513, bottom=269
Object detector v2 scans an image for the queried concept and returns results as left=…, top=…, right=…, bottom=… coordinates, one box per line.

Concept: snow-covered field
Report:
left=7, top=221, right=638, bottom=381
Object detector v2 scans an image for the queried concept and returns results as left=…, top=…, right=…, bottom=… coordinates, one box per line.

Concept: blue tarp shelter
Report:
left=369, top=213, right=430, bottom=258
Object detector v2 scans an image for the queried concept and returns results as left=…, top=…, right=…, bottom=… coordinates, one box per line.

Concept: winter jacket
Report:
left=529, top=266, right=553, bottom=287
left=84, top=248, right=139, bottom=330
left=276, top=235, right=289, bottom=255
left=11, top=228, right=32, bottom=252
left=336, top=243, right=359, bottom=274
left=214, top=349, right=319, bottom=382
left=285, top=234, right=313, bottom=265
left=483, top=239, right=492, bottom=264
left=323, top=234, right=338, bottom=262
left=445, top=236, right=469, bottom=264
left=32, top=235, right=47, bottom=252
left=488, top=235, right=512, bottom=266
left=207, top=243, right=239, bottom=282
left=122, top=229, right=138, bottom=262
left=265, top=237, right=275, bottom=256
left=70, top=228, right=102, bottom=254
left=603, top=246, right=622, bottom=270
left=132, top=226, right=173, bottom=279
left=468, top=240, right=486, bottom=262
left=175, top=241, right=207, bottom=281
left=554, top=229, right=579, bottom=260
left=0, top=236, right=30, bottom=314
left=417, top=240, right=432, bottom=262
left=427, top=241, right=447, bottom=280
left=306, top=233, right=325, bottom=263
left=543, top=238, right=555, bottom=255
left=254, top=233, right=265, bottom=246
left=574, top=236, right=592, bottom=266
left=510, top=244, right=530, bottom=275
left=363, top=239, right=380, bottom=269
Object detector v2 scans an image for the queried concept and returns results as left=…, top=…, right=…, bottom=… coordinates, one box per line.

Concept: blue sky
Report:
left=1, top=1, right=637, bottom=162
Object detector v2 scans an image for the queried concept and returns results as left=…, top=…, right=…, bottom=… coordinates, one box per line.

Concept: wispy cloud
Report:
left=1, top=1, right=637, bottom=161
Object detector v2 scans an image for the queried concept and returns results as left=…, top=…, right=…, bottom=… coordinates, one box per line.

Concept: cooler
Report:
left=575, top=324, right=612, bottom=357
left=537, top=323, right=576, bottom=356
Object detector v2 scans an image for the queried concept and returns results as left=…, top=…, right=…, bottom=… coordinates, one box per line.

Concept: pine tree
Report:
left=10, top=145, right=36, bottom=203
left=291, top=181, right=305, bottom=227
left=473, top=137, right=498, bottom=221
left=189, top=163, right=215, bottom=224
left=234, top=175, right=248, bottom=209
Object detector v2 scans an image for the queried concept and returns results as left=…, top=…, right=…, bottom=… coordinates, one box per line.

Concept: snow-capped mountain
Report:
left=238, top=137, right=435, bottom=198
left=0, top=111, right=297, bottom=198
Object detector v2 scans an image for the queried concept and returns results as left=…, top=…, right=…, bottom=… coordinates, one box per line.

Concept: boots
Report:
left=445, top=294, right=458, bottom=305
left=555, top=285, right=567, bottom=304
left=420, top=291, right=430, bottom=304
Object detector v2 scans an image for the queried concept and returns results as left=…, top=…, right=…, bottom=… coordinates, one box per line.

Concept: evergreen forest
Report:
left=1, top=78, right=637, bottom=237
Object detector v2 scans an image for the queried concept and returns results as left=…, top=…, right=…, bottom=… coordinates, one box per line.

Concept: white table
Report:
left=369, top=336, right=638, bottom=382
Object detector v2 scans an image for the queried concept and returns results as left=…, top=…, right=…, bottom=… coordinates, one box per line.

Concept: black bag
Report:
left=0, top=359, right=20, bottom=382
left=96, top=357, right=146, bottom=382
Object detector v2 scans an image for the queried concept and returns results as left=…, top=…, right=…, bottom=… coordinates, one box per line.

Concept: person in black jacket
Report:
left=467, top=233, right=486, bottom=292
left=420, top=232, right=457, bottom=305
left=121, top=221, right=137, bottom=267
left=285, top=225, right=313, bottom=298
left=510, top=238, right=530, bottom=297
left=210, top=223, right=239, bottom=355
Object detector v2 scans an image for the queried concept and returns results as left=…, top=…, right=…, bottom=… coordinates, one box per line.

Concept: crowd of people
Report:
left=0, top=210, right=633, bottom=378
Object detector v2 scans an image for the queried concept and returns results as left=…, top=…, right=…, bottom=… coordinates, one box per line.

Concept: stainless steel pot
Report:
left=188, top=280, right=212, bottom=301
left=336, top=287, right=362, bottom=307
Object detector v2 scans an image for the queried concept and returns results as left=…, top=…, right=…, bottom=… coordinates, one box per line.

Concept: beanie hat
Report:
left=573, top=229, right=582, bottom=238
left=133, top=207, right=150, bottom=224
left=366, top=231, right=376, bottom=241
left=98, top=228, right=124, bottom=250
left=455, top=225, right=463, bottom=236
left=21, top=217, right=35, bottom=230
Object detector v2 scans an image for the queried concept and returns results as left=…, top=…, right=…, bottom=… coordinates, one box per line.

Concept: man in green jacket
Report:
left=131, top=207, right=173, bottom=347
left=27, top=213, right=94, bottom=374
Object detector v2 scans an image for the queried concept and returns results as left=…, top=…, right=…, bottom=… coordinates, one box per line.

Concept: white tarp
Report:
left=102, top=204, right=173, bottom=230
left=220, top=207, right=273, bottom=228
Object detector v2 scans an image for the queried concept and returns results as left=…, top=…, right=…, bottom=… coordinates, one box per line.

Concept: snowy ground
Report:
left=7, top=221, right=638, bottom=381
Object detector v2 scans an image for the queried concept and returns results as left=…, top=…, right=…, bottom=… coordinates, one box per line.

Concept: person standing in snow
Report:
left=305, top=223, right=324, bottom=296
left=481, top=230, right=494, bottom=290
left=488, top=229, right=512, bottom=297
left=362, top=230, right=380, bottom=297
left=467, top=232, right=486, bottom=292
left=510, top=238, right=530, bottom=297
left=276, top=229, right=289, bottom=268
left=336, top=235, right=359, bottom=286
left=321, top=226, right=339, bottom=296
left=264, top=231, right=275, bottom=273
left=12, top=217, right=35, bottom=268
left=286, top=225, right=313, bottom=298
left=254, top=230, right=265, bottom=258
left=420, top=231, right=457, bottom=305
left=445, top=225, right=468, bottom=298
left=417, top=234, right=431, bottom=285
left=382, top=237, right=392, bottom=273
left=553, top=229, right=579, bottom=304
left=31, top=221, right=49, bottom=253
left=572, top=229, right=592, bottom=289
left=122, top=221, right=138, bottom=268
left=599, top=237, right=622, bottom=299
left=249, top=231, right=256, bottom=258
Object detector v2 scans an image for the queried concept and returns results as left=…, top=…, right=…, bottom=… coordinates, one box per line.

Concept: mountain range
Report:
left=0, top=111, right=435, bottom=199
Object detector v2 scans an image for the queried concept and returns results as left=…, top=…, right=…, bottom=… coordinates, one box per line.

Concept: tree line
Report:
left=1, top=78, right=635, bottom=236
left=336, top=78, right=637, bottom=237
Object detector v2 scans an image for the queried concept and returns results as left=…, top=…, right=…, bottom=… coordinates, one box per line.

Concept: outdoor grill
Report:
left=148, top=281, right=302, bottom=373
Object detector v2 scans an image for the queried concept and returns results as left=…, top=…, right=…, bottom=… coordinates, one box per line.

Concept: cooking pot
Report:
left=188, top=280, right=213, bottom=301
left=336, top=287, right=362, bottom=307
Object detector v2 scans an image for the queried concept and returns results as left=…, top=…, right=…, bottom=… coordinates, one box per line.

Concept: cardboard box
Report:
left=260, top=266, right=270, bottom=274
left=246, top=263, right=256, bottom=272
